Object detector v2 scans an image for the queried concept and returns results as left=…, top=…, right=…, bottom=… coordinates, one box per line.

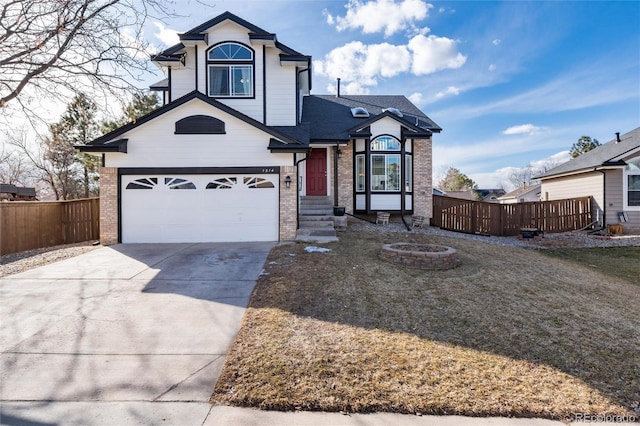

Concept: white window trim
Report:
left=623, top=170, right=640, bottom=211
left=206, top=42, right=254, bottom=98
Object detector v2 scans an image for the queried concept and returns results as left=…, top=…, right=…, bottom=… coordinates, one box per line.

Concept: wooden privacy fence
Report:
left=0, top=198, right=99, bottom=256
left=432, top=195, right=593, bottom=236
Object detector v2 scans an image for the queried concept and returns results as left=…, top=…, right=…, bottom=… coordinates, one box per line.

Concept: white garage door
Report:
left=121, top=174, right=279, bottom=243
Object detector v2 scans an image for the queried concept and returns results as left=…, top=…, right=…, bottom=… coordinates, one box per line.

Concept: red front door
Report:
left=306, top=148, right=327, bottom=196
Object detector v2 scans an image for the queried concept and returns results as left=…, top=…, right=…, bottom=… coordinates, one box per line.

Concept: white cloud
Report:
left=408, top=92, right=423, bottom=104
left=489, top=64, right=497, bottom=72
left=408, top=34, right=467, bottom=75
left=153, top=22, right=179, bottom=47
left=502, top=124, right=545, bottom=135
left=327, top=0, right=432, bottom=37
left=315, top=41, right=410, bottom=86
left=492, top=39, right=501, bottom=46
left=436, top=86, right=460, bottom=98
left=315, top=35, right=464, bottom=90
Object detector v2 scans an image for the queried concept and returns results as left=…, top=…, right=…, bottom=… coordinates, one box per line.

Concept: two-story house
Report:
left=80, top=12, right=441, bottom=244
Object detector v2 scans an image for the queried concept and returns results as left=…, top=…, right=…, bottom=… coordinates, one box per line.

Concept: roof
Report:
left=301, top=95, right=441, bottom=142
left=536, top=127, right=640, bottom=179
left=0, top=184, right=18, bottom=194
left=79, top=91, right=308, bottom=152
left=152, top=11, right=308, bottom=65
left=498, top=184, right=541, bottom=200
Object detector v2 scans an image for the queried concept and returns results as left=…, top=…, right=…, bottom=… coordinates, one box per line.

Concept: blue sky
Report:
left=146, top=0, right=639, bottom=189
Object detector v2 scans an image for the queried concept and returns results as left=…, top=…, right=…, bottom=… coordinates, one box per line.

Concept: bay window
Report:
left=353, top=134, right=414, bottom=212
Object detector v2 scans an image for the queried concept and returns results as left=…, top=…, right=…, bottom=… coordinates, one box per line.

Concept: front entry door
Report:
left=306, top=148, right=327, bottom=196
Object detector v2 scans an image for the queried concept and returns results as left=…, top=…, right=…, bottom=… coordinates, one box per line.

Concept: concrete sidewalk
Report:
left=1, top=402, right=566, bottom=425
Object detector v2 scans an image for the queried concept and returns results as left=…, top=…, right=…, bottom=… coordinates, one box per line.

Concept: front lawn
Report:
left=212, top=231, right=639, bottom=420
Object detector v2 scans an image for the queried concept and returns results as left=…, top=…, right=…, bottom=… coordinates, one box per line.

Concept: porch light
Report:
left=284, top=175, right=292, bottom=188
left=337, top=148, right=343, bottom=158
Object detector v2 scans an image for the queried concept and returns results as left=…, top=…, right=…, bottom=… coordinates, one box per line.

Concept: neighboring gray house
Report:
left=497, top=184, right=541, bottom=204
left=535, top=127, right=640, bottom=232
left=78, top=12, right=440, bottom=244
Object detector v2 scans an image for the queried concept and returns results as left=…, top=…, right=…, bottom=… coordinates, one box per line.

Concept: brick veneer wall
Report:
left=412, top=137, right=433, bottom=221
left=279, top=165, right=297, bottom=241
left=99, top=167, right=118, bottom=245
left=337, top=142, right=354, bottom=213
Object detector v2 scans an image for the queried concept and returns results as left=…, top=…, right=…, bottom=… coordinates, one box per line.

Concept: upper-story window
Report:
left=207, top=42, right=254, bottom=98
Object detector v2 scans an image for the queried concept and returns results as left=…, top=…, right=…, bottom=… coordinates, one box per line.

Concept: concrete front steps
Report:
left=296, top=196, right=339, bottom=243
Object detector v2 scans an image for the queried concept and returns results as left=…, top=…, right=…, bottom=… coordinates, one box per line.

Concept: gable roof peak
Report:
left=182, top=11, right=272, bottom=36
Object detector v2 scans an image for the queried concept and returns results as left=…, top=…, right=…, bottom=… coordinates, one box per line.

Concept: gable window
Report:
left=624, top=156, right=640, bottom=209
left=207, top=42, right=254, bottom=98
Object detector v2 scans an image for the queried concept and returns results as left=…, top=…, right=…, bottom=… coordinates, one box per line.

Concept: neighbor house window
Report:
left=207, top=42, right=253, bottom=97
left=624, top=156, right=640, bottom=209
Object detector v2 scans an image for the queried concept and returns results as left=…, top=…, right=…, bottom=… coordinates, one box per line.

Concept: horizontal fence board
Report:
left=432, top=195, right=592, bottom=237
left=0, top=198, right=100, bottom=256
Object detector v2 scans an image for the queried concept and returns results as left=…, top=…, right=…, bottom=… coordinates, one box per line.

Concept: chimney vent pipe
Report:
left=615, top=132, right=621, bottom=143
left=336, top=78, right=341, bottom=97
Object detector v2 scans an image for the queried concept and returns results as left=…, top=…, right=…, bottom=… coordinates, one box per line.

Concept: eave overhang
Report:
left=268, top=138, right=310, bottom=153
left=178, top=33, right=208, bottom=46
left=77, top=139, right=128, bottom=153
left=250, top=32, right=277, bottom=47
left=279, top=54, right=311, bottom=67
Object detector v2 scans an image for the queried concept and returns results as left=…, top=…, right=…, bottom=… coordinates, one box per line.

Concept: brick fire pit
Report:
left=381, top=243, right=459, bottom=270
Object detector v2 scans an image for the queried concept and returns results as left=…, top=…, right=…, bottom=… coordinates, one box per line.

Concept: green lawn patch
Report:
left=541, top=246, right=640, bottom=286
left=212, top=231, right=640, bottom=420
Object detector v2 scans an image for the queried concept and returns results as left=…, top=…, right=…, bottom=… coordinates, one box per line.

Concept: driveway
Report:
left=0, top=242, right=274, bottom=425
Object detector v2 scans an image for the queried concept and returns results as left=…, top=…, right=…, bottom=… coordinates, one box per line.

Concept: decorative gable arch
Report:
left=175, top=114, right=226, bottom=134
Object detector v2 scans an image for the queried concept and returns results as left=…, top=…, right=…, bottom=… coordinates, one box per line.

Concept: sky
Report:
left=24, top=0, right=640, bottom=191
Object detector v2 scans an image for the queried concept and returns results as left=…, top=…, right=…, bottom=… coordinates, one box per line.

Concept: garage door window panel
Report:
left=126, top=177, right=158, bottom=189
left=206, top=177, right=237, bottom=189
left=165, top=177, right=196, bottom=189
left=244, top=176, right=275, bottom=188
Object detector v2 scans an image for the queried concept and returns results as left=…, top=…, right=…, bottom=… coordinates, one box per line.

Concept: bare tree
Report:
left=0, top=148, right=33, bottom=185
left=5, top=129, right=62, bottom=198
left=0, top=0, right=174, bottom=118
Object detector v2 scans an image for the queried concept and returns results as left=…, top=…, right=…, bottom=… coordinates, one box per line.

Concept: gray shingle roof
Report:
left=301, top=95, right=441, bottom=141
left=536, top=127, right=640, bottom=179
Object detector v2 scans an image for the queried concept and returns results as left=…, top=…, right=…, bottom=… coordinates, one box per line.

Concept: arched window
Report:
left=207, top=42, right=254, bottom=97
left=370, top=135, right=402, bottom=191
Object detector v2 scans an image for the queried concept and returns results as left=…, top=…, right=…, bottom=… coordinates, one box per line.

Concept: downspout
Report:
left=333, top=145, right=339, bottom=207
left=596, top=168, right=606, bottom=230
left=295, top=153, right=309, bottom=230
left=399, top=136, right=411, bottom=231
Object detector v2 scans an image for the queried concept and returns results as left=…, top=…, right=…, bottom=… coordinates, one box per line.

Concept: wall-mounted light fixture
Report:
left=284, top=175, right=292, bottom=189
left=337, top=148, right=343, bottom=158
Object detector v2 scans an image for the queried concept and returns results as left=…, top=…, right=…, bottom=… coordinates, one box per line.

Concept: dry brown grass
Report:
left=212, top=231, right=640, bottom=419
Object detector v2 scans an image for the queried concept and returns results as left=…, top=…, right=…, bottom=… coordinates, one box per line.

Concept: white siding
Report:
left=265, top=52, right=297, bottom=126
left=371, top=118, right=401, bottom=139
left=170, top=46, right=197, bottom=100
left=371, top=194, right=401, bottom=210
left=541, top=172, right=605, bottom=224
left=104, top=98, right=290, bottom=168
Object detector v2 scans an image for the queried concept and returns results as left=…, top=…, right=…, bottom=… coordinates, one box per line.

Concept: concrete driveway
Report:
left=0, top=242, right=274, bottom=425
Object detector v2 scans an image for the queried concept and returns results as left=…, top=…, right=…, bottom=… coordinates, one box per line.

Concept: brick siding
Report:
left=412, top=137, right=433, bottom=221
left=99, top=167, right=118, bottom=245
left=279, top=165, right=297, bottom=241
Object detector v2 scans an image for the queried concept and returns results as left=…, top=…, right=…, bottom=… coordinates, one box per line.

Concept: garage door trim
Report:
left=117, top=166, right=281, bottom=243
